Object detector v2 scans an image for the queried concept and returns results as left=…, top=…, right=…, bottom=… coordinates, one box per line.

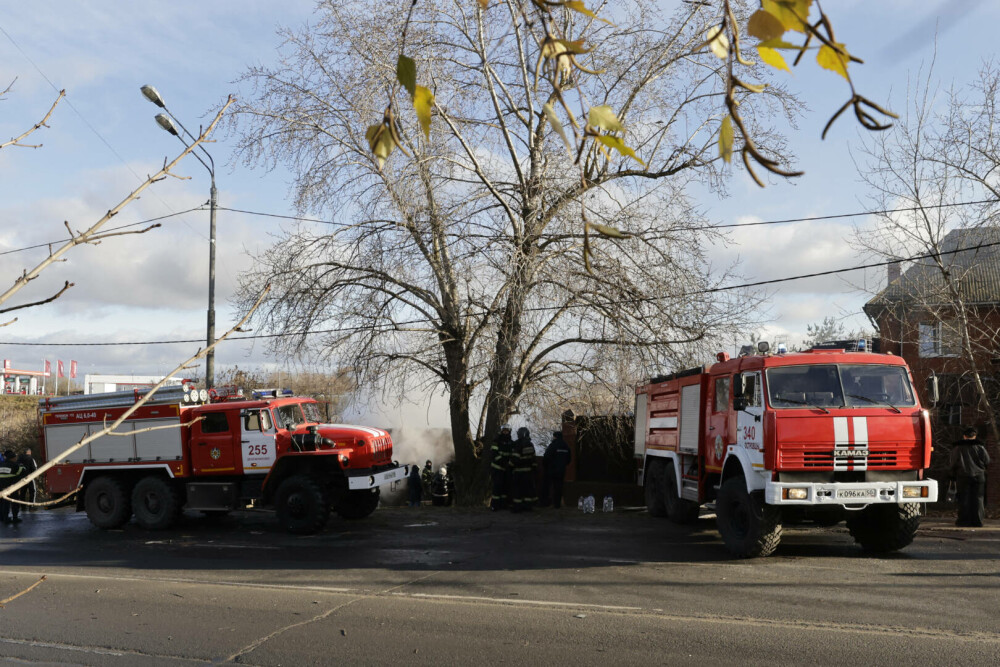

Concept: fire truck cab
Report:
left=635, top=344, right=938, bottom=557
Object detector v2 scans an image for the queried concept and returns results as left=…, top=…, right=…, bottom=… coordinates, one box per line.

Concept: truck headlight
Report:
left=902, top=486, right=927, bottom=499
left=783, top=488, right=808, bottom=500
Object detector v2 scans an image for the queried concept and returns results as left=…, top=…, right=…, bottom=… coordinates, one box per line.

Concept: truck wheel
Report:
left=132, top=476, right=181, bottom=530
left=716, top=476, right=782, bottom=558
left=276, top=475, right=330, bottom=535
left=664, top=461, right=701, bottom=524
left=84, top=476, right=132, bottom=529
left=337, top=489, right=380, bottom=520
left=644, top=458, right=667, bottom=517
left=846, top=503, right=920, bottom=553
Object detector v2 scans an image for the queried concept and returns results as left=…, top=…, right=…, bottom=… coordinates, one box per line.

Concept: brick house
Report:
left=863, top=228, right=1000, bottom=503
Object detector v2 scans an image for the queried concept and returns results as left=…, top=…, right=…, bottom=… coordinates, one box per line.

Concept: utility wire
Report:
left=0, top=209, right=203, bottom=257
left=5, top=238, right=998, bottom=348
left=4, top=197, right=997, bottom=260
left=218, top=198, right=1000, bottom=234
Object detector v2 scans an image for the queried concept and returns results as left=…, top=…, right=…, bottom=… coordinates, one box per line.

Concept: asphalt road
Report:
left=0, top=504, right=998, bottom=665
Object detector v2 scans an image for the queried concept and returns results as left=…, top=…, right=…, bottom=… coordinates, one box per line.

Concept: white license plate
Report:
left=837, top=488, right=877, bottom=500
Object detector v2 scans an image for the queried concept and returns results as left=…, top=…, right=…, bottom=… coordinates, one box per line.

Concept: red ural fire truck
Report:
left=635, top=343, right=938, bottom=557
left=39, top=385, right=405, bottom=534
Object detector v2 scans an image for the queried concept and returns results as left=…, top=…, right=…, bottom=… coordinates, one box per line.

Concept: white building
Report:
left=83, top=374, right=185, bottom=395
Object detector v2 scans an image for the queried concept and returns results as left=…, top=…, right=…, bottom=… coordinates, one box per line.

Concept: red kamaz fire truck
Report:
left=635, top=343, right=938, bottom=557
left=39, top=384, right=405, bottom=534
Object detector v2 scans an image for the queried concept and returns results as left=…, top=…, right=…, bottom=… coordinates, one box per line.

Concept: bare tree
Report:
left=856, top=64, right=1000, bottom=448
left=231, top=0, right=778, bottom=500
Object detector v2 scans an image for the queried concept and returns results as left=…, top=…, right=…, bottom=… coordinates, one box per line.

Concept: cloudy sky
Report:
left=0, top=1, right=996, bottom=425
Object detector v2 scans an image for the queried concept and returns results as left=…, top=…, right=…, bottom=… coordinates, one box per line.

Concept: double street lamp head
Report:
left=141, top=85, right=180, bottom=137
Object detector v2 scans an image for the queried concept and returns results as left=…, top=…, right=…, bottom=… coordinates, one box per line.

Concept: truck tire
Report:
left=337, top=489, right=380, bottom=520
left=84, top=476, right=132, bottom=529
left=716, top=476, right=782, bottom=558
left=644, top=458, right=667, bottom=517
left=276, top=475, right=330, bottom=535
left=664, top=461, right=701, bottom=524
left=846, top=503, right=920, bottom=553
left=132, top=476, right=181, bottom=530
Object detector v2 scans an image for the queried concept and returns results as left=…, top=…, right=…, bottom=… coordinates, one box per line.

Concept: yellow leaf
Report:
left=588, top=221, right=628, bottom=238
left=543, top=103, right=574, bottom=156
left=396, top=55, right=417, bottom=99
left=757, top=46, right=791, bottom=73
left=758, top=38, right=802, bottom=50
left=761, top=0, right=812, bottom=33
left=413, top=86, right=434, bottom=140
left=704, top=24, right=729, bottom=59
left=596, top=135, right=645, bottom=167
left=366, top=123, right=396, bottom=168
left=816, top=43, right=849, bottom=79
left=747, top=10, right=785, bottom=41
left=477, top=0, right=489, bottom=8
left=541, top=38, right=568, bottom=60
left=565, top=1, right=614, bottom=25
left=588, top=105, right=624, bottom=133
left=556, top=38, right=593, bottom=55
left=719, top=114, right=733, bottom=163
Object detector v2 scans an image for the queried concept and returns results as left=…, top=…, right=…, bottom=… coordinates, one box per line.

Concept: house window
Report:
left=941, top=403, right=962, bottom=426
left=918, top=322, right=960, bottom=358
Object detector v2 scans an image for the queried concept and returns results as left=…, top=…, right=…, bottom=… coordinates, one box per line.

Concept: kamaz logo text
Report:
left=834, top=448, right=868, bottom=457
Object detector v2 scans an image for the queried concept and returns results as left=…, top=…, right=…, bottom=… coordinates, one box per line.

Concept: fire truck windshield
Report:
left=766, top=364, right=916, bottom=409
left=301, top=402, right=322, bottom=423
left=274, top=404, right=303, bottom=429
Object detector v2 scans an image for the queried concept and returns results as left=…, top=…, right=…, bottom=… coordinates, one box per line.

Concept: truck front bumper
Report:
left=764, top=479, right=938, bottom=506
left=347, top=464, right=406, bottom=490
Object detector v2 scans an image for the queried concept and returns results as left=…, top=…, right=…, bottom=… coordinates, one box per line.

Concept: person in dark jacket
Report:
left=17, top=448, right=37, bottom=508
left=0, top=450, right=26, bottom=524
left=407, top=464, right=423, bottom=507
left=950, top=426, right=991, bottom=527
left=491, top=424, right=514, bottom=511
left=540, top=431, right=572, bottom=508
left=421, top=460, right=435, bottom=499
left=510, top=427, right=537, bottom=512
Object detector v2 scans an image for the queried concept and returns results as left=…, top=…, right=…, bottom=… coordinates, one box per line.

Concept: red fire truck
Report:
left=635, top=343, right=938, bottom=557
left=39, top=384, right=405, bottom=534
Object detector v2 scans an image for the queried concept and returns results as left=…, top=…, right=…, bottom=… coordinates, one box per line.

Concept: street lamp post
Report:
left=141, top=85, right=217, bottom=389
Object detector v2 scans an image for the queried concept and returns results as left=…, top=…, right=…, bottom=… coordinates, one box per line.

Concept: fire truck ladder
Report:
left=39, top=384, right=192, bottom=414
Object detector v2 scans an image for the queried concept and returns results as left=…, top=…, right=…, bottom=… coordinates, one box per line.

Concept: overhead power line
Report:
left=0, top=209, right=204, bottom=258
left=5, top=237, right=998, bottom=348
left=5, top=199, right=998, bottom=260
left=220, top=198, right=1000, bottom=234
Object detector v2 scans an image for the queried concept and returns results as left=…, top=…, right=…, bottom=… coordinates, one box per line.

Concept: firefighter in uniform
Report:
left=491, top=424, right=514, bottom=511
left=420, top=460, right=435, bottom=501
left=17, top=448, right=38, bottom=509
left=511, top=427, right=538, bottom=512
left=0, top=450, right=26, bottom=524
